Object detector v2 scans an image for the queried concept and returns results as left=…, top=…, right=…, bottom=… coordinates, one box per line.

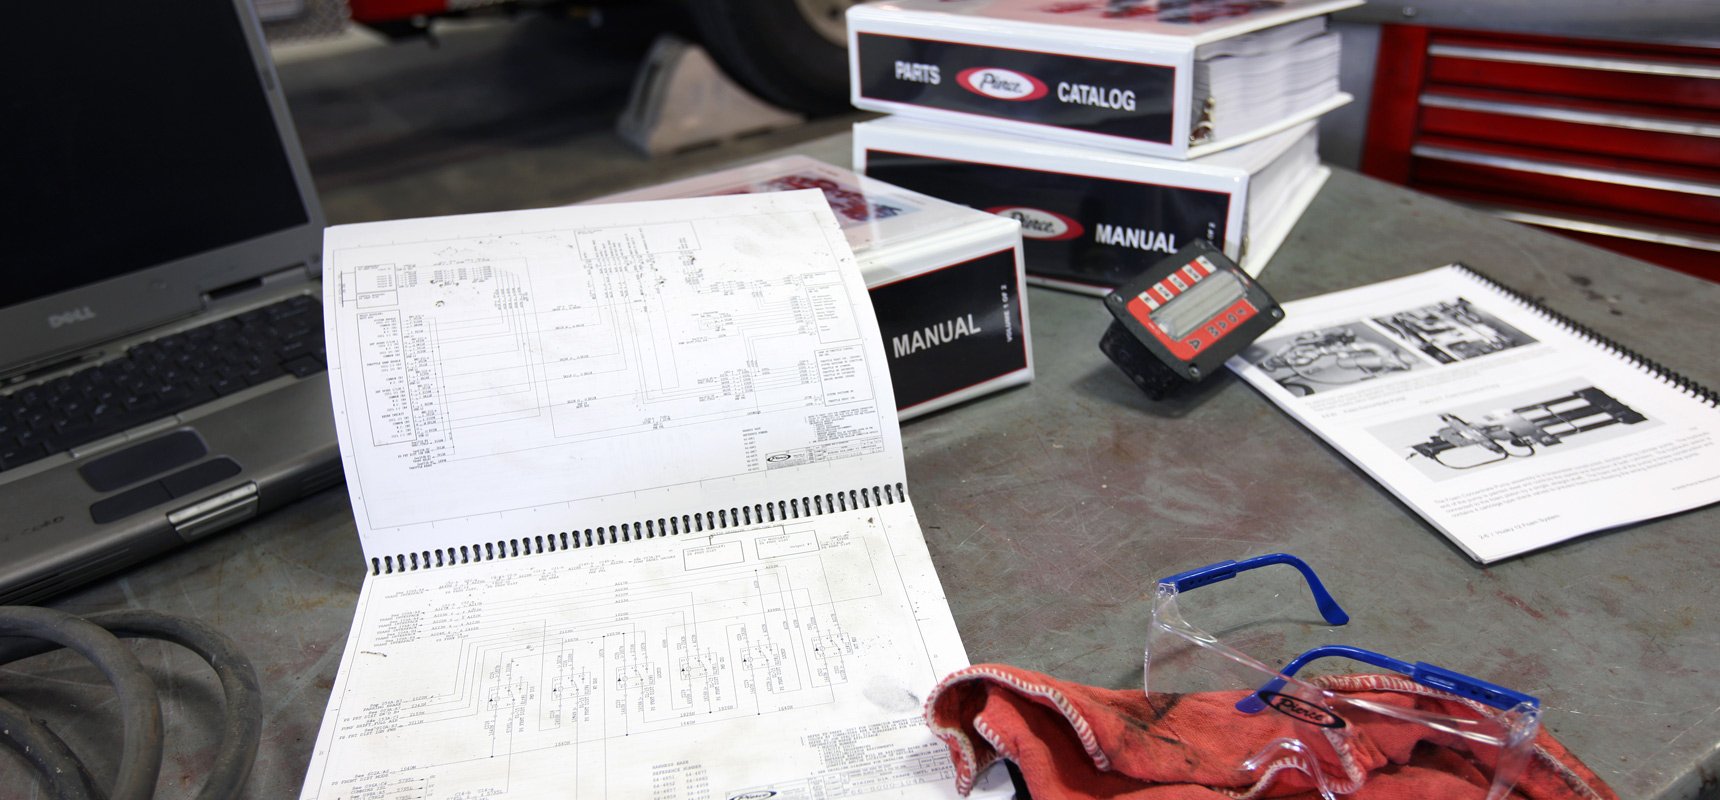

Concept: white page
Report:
left=301, top=502, right=1007, bottom=799
left=1228, top=265, right=1720, bottom=562
left=309, top=192, right=1007, bottom=799
left=322, top=191, right=906, bottom=565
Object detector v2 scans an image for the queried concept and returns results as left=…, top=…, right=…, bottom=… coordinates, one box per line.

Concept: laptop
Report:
left=0, top=0, right=340, bottom=604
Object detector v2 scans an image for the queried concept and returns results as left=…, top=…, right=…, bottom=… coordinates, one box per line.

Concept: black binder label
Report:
left=864, top=149, right=1232, bottom=290
left=856, top=33, right=1178, bottom=144
left=871, top=248, right=1027, bottom=411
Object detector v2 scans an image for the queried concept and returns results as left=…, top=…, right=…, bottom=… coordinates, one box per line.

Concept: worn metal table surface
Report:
left=7, top=148, right=1718, bottom=799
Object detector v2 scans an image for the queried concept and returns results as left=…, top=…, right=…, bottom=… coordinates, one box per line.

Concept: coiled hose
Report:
left=0, top=607, right=262, bottom=799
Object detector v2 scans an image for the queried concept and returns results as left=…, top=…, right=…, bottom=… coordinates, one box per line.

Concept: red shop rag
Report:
left=925, top=665, right=1617, bottom=800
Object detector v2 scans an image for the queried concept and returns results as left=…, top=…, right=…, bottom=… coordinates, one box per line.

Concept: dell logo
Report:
left=48, top=306, right=98, bottom=329
left=985, top=206, right=1085, bottom=241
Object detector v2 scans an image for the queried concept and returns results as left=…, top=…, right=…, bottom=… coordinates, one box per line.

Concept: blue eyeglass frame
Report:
left=1157, top=553, right=1540, bottom=713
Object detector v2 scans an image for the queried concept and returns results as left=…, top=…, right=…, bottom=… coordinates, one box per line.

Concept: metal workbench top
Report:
left=10, top=141, right=1719, bottom=799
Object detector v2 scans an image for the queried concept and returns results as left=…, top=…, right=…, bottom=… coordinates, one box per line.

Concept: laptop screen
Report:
left=1, top=3, right=311, bottom=310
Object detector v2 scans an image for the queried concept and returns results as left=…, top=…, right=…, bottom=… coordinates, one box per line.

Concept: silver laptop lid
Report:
left=0, top=0, right=326, bottom=378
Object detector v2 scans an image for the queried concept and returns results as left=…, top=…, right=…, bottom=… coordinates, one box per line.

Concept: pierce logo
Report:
left=1257, top=691, right=1346, bottom=729
left=956, top=67, right=1049, bottom=101
left=48, top=306, right=98, bottom=329
left=986, top=206, right=1085, bottom=241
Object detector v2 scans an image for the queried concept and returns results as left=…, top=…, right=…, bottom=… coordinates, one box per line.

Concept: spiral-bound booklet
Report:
left=301, top=192, right=1005, bottom=798
left=1228, top=264, right=1720, bottom=563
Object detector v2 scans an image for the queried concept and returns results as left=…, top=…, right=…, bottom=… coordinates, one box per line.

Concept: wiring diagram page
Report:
left=305, top=191, right=1004, bottom=798
left=299, top=502, right=992, bottom=800
left=320, top=190, right=904, bottom=562
left=1227, top=265, right=1720, bottom=563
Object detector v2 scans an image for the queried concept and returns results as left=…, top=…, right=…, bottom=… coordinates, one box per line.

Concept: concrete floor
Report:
left=273, top=15, right=872, bottom=225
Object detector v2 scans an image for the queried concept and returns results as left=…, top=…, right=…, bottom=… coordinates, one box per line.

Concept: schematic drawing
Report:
left=311, top=197, right=974, bottom=800
left=351, top=225, right=855, bottom=450
left=335, top=217, right=888, bottom=531
left=1245, top=324, right=1422, bottom=396
left=1404, top=386, right=1648, bottom=471
left=1372, top=296, right=1536, bottom=364
left=308, top=518, right=953, bottom=799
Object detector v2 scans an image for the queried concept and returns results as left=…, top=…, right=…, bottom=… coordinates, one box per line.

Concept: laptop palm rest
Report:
left=79, top=430, right=209, bottom=492
left=90, top=456, right=243, bottom=524
left=0, top=376, right=340, bottom=604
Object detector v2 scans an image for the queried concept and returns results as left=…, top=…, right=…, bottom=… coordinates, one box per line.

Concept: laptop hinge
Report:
left=203, top=263, right=312, bottom=305
left=2, top=350, right=106, bottom=388
left=167, top=482, right=260, bottom=541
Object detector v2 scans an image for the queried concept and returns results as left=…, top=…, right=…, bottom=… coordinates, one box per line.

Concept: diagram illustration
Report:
left=311, top=521, right=948, bottom=799
left=1246, top=325, right=1421, bottom=396
left=311, top=197, right=968, bottom=800
left=1405, top=386, right=1648, bottom=470
left=334, top=217, right=887, bottom=530
left=1372, top=297, right=1536, bottom=363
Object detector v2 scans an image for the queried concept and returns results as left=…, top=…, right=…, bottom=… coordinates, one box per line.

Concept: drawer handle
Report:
left=1469, top=202, right=1720, bottom=253
left=1412, top=144, right=1720, bottom=196
left=1429, top=44, right=1720, bottom=80
left=1421, top=93, right=1720, bottom=138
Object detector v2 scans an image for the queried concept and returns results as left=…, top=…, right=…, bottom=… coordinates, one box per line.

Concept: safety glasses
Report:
left=1145, top=554, right=1541, bottom=799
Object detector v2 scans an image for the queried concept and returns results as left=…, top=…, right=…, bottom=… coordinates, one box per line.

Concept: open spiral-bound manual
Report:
left=1228, top=265, right=1720, bottom=564
left=301, top=191, right=1006, bottom=798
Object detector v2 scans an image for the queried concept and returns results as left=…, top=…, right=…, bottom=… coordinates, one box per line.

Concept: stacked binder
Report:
left=845, top=0, right=1362, bottom=295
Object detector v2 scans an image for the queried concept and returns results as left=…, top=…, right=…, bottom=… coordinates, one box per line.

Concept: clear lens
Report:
left=1145, top=584, right=1538, bottom=799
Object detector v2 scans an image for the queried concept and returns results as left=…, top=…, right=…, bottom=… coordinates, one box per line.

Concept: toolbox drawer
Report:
left=1361, top=26, right=1720, bottom=281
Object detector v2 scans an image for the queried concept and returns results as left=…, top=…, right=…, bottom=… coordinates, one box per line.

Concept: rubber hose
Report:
left=0, top=607, right=163, bottom=799
left=90, top=610, right=263, bottom=800
left=0, top=609, right=262, bottom=800
left=0, top=695, right=102, bottom=800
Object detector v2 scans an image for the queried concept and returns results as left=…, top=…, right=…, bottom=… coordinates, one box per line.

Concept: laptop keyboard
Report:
left=0, top=294, right=325, bottom=473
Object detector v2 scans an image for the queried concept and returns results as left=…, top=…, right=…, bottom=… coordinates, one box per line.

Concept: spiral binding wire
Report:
left=1455, top=264, right=1720, bottom=409
left=370, top=482, right=909, bottom=575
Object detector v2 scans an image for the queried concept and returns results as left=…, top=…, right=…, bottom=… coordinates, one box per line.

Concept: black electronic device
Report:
left=1100, top=241, right=1282, bottom=398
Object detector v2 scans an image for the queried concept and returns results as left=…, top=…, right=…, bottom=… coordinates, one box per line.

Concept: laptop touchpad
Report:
left=88, top=457, right=244, bottom=524
left=79, top=430, right=207, bottom=492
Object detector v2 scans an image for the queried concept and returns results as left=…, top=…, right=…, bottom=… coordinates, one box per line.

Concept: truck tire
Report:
left=686, top=0, right=856, bottom=116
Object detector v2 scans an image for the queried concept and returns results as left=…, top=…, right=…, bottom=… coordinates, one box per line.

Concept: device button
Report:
left=78, top=430, right=207, bottom=492
left=89, top=482, right=173, bottom=524
left=160, top=457, right=243, bottom=498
